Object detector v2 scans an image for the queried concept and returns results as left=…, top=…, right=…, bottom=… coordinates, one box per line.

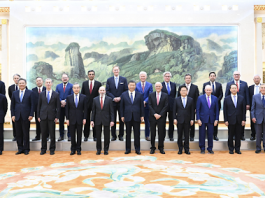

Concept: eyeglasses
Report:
left=164, top=76, right=171, bottom=78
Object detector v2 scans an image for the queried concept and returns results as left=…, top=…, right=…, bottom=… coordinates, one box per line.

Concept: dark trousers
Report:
left=125, top=118, right=140, bottom=152
left=15, top=118, right=30, bottom=152
left=166, top=111, right=174, bottom=139
left=214, top=125, right=218, bottom=137
left=111, top=103, right=124, bottom=139
left=35, top=111, right=49, bottom=139
left=251, top=119, right=256, bottom=138
left=150, top=119, right=165, bottom=150
left=199, top=123, right=214, bottom=151
left=95, top=124, right=110, bottom=151
left=40, top=119, right=55, bottom=151
left=255, top=122, right=265, bottom=151
left=0, top=123, right=3, bottom=151
left=12, top=120, right=16, bottom=138
left=177, top=123, right=190, bottom=151
left=228, top=123, right=242, bottom=152
left=190, top=124, right=195, bottom=138
left=84, top=107, right=96, bottom=138
left=59, top=107, right=70, bottom=138
left=69, top=123, right=82, bottom=152
left=144, top=108, right=150, bottom=137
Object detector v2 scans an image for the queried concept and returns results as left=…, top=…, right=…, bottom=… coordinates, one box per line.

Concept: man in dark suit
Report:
left=38, top=78, right=60, bottom=155
left=162, top=71, right=176, bottom=141
left=81, top=70, right=102, bottom=142
left=8, top=74, right=21, bottom=141
left=149, top=82, right=168, bottom=154
left=120, top=80, right=144, bottom=155
left=66, top=83, right=87, bottom=155
left=106, top=65, right=128, bottom=141
left=0, top=93, right=7, bottom=155
left=249, top=74, right=261, bottom=141
left=202, top=72, right=223, bottom=141
left=178, top=73, right=199, bottom=141
left=55, top=73, right=73, bottom=141
left=135, top=71, right=153, bottom=141
left=32, top=77, right=46, bottom=141
left=0, top=80, right=6, bottom=95
left=173, top=85, right=194, bottom=155
left=251, top=84, right=265, bottom=154
left=11, top=78, right=34, bottom=155
left=197, top=85, right=219, bottom=154
left=91, top=86, right=114, bottom=155
left=225, top=71, right=249, bottom=140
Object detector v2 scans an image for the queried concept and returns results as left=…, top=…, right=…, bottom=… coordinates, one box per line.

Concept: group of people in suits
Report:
left=0, top=66, right=264, bottom=156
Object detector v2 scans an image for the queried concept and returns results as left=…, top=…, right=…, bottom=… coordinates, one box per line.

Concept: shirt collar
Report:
left=185, top=83, right=191, bottom=87
left=129, top=90, right=135, bottom=94
left=114, top=75, right=119, bottom=79
left=38, top=86, right=43, bottom=90
left=20, top=89, right=25, bottom=92
left=231, top=94, right=237, bottom=97
left=206, top=94, right=211, bottom=97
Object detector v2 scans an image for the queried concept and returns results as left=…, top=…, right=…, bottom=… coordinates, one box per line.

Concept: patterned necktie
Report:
left=38, top=88, right=41, bottom=94
left=63, top=84, right=66, bottom=93
left=100, top=97, right=103, bottom=109
left=207, top=96, right=211, bottom=108
left=142, top=83, right=145, bottom=92
left=167, top=83, right=171, bottom=95
left=263, top=96, right=265, bottom=108
left=115, top=77, right=118, bottom=89
left=233, top=95, right=237, bottom=108
left=20, top=91, right=23, bottom=102
left=130, top=93, right=133, bottom=104
left=183, top=97, right=186, bottom=108
left=47, top=91, right=50, bottom=103
left=90, top=81, right=92, bottom=94
left=75, top=95, right=78, bottom=108
left=157, top=92, right=159, bottom=105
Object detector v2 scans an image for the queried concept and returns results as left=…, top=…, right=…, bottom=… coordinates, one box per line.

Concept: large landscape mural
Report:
left=26, top=26, right=238, bottom=91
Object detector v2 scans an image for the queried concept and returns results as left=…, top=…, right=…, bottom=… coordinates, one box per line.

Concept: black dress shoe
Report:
left=0, top=151, right=2, bottom=155
left=84, top=137, right=88, bottom=142
left=235, top=151, right=242, bottom=154
left=233, top=136, right=235, bottom=140
left=58, top=137, right=64, bottom=141
left=182, top=137, right=185, bottom=141
left=104, top=151, right=108, bottom=155
left=68, top=137, right=71, bottom=141
left=169, top=138, right=174, bottom=141
left=125, top=151, right=131, bottom=154
left=160, top=149, right=165, bottom=154
left=24, top=151, right=29, bottom=155
left=50, top=151, right=55, bottom=155
left=16, top=151, right=23, bottom=155
left=213, top=136, right=219, bottom=141
left=136, top=151, right=141, bottom=155
left=208, top=150, right=214, bottom=154
left=111, top=137, right=116, bottom=141
left=201, top=150, right=205, bottom=154
left=255, top=150, right=261, bottom=154
left=241, top=136, right=245, bottom=141
left=190, top=137, right=194, bottom=141
left=229, top=151, right=234, bottom=154
left=32, top=138, right=40, bottom=141
left=47, top=138, right=49, bottom=141
left=145, top=137, right=150, bottom=141
left=119, top=137, right=124, bottom=141
left=70, top=151, right=75, bottom=155
left=96, top=151, right=101, bottom=155
left=12, top=137, right=16, bottom=141
left=185, top=151, right=191, bottom=155
left=93, top=138, right=97, bottom=141
left=40, top=151, right=46, bottom=155
left=150, top=149, right=155, bottom=154
left=250, top=136, right=255, bottom=141
left=178, top=151, right=182, bottom=155
left=77, top=151, right=81, bottom=155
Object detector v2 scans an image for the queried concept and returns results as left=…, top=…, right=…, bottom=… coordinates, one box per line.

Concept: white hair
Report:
left=253, top=74, right=261, bottom=79
left=233, top=71, right=240, bottom=75
left=155, top=82, right=162, bottom=86
left=205, top=85, right=212, bottom=90
left=139, top=71, right=147, bottom=77
left=163, top=71, right=172, bottom=77
left=99, top=86, right=105, bottom=90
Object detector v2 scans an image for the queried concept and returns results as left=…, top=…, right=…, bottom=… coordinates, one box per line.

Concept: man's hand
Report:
left=214, top=120, right=218, bottom=127
left=66, top=120, right=69, bottom=126
left=190, top=120, right=194, bottom=126
left=110, top=121, right=114, bottom=127
left=121, top=117, right=124, bottom=122
left=242, top=121, right=246, bottom=126
left=174, top=119, right=177, bottom=125
left=246, top=105, right=250, bottom=110
left=12, top=116, right=15, bottom=122
left=54, top=118, right=58, bottom=123
left=197, top=119, right=202, bottom=126
left=114, top=97, right=121, bottom=102
left=143, top=101, right=146, bottom=107
left=154, top=114, right=161, bottom=120
left=225, top=121, right=229, bottom=126
left=252, top=118, right=256, bottom=123
left=141, top=117, right=144, bottom=122
left=83, top=119, right=86, bottom=125
left=91, top=121, right=94, bottom=127
left=38, top=118, right=41, bottom=122
left=61, top=100, right=66, bottom=106
left=28, top=116, right=33, bottom=121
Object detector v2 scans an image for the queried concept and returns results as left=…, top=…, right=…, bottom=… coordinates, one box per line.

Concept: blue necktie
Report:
left=75, top=95, right=78, bottom=107
left=183, top=97, right=186, bottom=108
left=167, top=83, right=171, bottom=95
left=130, top=93, right=133, bottom=104
left=47, top=91, right=50, bottom=103
left=233, top=95, right=237, bottom=108
left=255, top=86, right=259, bottom=95
left=20, top=91, right=23, bottom=102
left=212, top=83, right=215, bottom=94
left=263, top=95, right=265, bottom=108
left=115, top=77, right=118, bottom=89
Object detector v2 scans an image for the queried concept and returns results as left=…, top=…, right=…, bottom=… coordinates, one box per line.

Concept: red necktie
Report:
left=157, top=93, right=159, bottom=105
left=63, top=84, right=66, bottom=93
left=236, top=82, right=239, bottom=92
left=100, top=97, right=103, bottom=109
left=38, top=88, right=41, bottom=94
left=90, top=81, right=92, bottom=94
left=142, top=83, right=145, bottom=92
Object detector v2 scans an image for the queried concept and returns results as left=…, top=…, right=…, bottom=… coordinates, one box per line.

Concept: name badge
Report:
left=120, top=82, right=124, bottom=85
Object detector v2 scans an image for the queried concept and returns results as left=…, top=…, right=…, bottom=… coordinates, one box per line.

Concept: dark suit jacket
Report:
left=65, top=94, right=87, bottom=125
left=11, top=89, right=34, bottom=121
left=196, top=95, right=219, bottom=124
left=37, top=90, right=60, bottom=121
left=91, top=95, right=114, bottom=126
left=251, top=94, right=265, bottom=124
left=135, top=81, right=153, bottom=109
left=120, top=91, right=144, bottom=122
left=173, top=96, right=194, bottom=124
left=8, top=84, right=28, bottom=100
left=81, top=80, right=102, bottom=109
left=225, top=80, right=249, bottom=105
left=55, top=83, right=73, bottom=101
left=161, top=81, right=176, bottom=111
left=106, top=76, right=128, bottom=106
left=0, top=81, right=6, bottom=96
left=32, top=86, right=46, bottom=112
left=248, top=84, right=261, bottom=111
left=148, top=92, right=168, bottom=122
left=178, top=83, right=199, bottom=110
left=223, top=95, right=246, bottom=125
left=0, top=94, right=7, bottom=123
left=202, top=81, right=223, bottom=109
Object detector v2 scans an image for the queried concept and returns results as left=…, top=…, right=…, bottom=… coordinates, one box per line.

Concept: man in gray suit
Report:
left=251, top=84, right=265, bottom=153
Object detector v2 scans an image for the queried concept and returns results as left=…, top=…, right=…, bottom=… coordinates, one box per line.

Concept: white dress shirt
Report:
left=141, top=81, right=146, bottom=87
left=88, top=80, right=95, bottom=90
left=209, top=81, right=216, bottom=93
left=234, top=80, right=240, bottom=90
left=231, top=94, right=237, bottom=107
left=99, top=94, right=105, bottom=105
left=185, top=83, right=191, bottom=94
left=181, top=96, right=187, bottom=106
left=156, top=91, right=161, bottom=102
left=38, top=86, right=43, bottom=92
left=128, top=91, right=135, bottom=101
left=165, top=81, right=171, bottom=91
left=255, top=84, right=261, bottom=95
left=19, top=89, right=26, bottom=99
left=46, top=90, right=53, bottom=98
left=206, top=94, right=211, bottom=105
left=74, top=93, right=79, bottom=103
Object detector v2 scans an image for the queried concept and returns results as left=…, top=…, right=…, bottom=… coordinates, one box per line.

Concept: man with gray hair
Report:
left=135, top=71, right=153, bottom=141
left=249, top=74, right=262, bottom=141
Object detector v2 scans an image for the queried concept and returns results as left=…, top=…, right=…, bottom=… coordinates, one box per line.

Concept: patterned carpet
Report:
left=0, top=151, right=264, bottom=197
